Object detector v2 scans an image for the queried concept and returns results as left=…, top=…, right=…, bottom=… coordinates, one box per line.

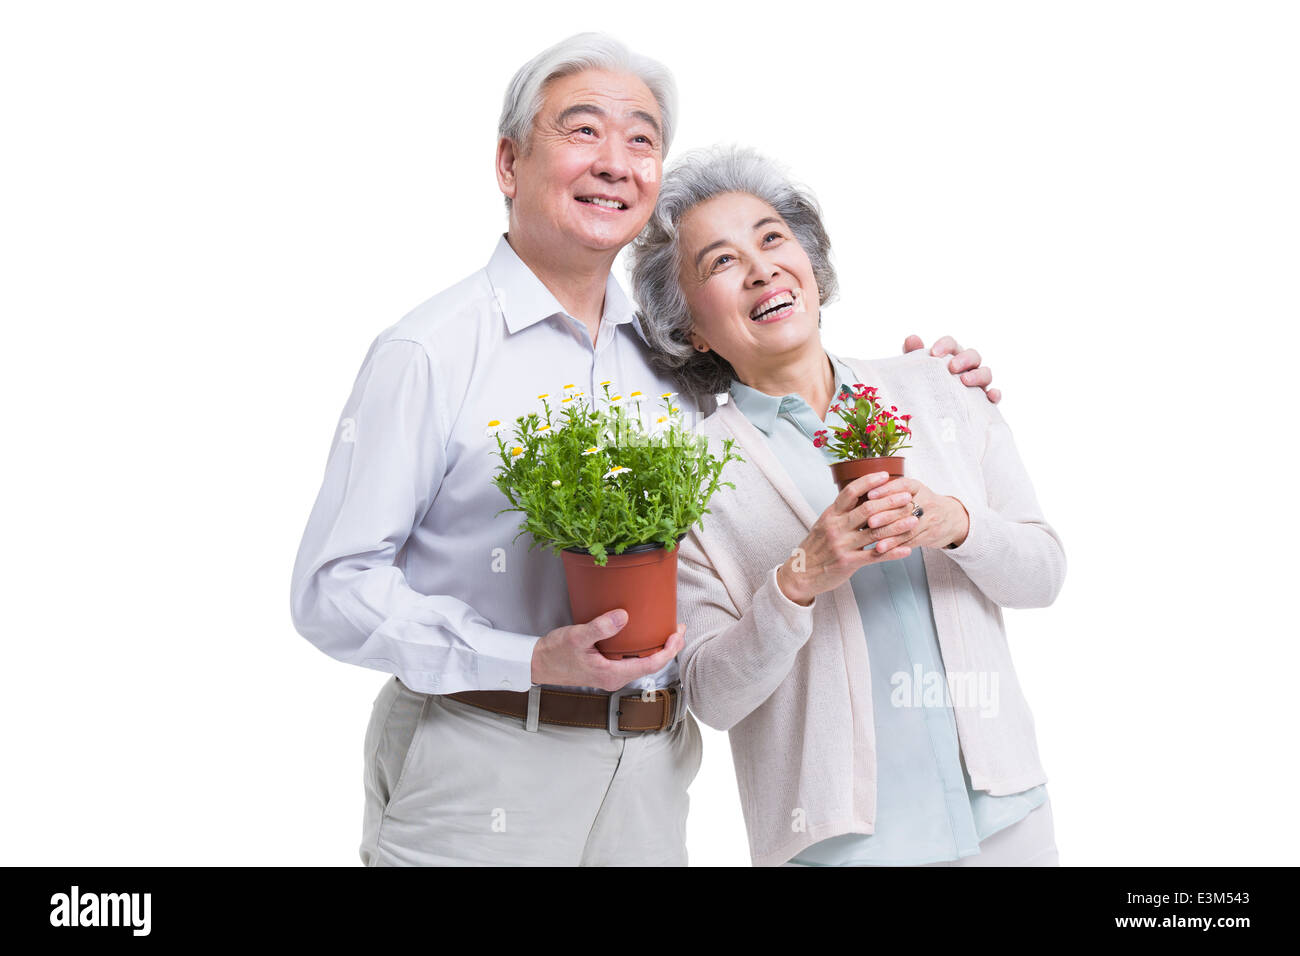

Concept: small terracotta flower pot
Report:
left=829, top=456, right=906, bottom=526
left=560, top=542, right=679, bottom=660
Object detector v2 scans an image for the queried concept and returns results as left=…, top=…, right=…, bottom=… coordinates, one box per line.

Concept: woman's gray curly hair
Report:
left=628, top=144, right=838, bottom=398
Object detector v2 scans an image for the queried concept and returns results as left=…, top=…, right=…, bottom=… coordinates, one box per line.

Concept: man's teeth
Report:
left=751, top=293, right=796, bottom=320
left=578, top=197, right=625, bottom=209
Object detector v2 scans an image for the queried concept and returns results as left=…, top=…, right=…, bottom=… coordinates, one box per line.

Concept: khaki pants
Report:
left=359, top=675, right=703, bottom=866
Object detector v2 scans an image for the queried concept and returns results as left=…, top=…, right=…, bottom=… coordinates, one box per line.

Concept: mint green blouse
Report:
left=729, top=350, right=1047, bottom=866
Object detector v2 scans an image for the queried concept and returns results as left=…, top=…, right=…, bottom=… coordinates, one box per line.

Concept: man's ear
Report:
left=495, top=137, right=520, bottom=201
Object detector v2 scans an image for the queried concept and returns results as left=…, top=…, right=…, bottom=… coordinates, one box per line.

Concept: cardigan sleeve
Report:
left=676, top=528, right=817, bottom=732
left=941, top=375, right=1067, bottom=609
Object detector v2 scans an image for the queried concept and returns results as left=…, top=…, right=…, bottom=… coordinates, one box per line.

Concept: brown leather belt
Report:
left=445, top=683, right=683, bottom=736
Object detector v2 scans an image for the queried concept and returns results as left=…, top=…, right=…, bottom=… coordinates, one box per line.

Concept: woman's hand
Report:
left=867, top=476, right=971, bottom=552
left=776, top=472, right=919, bottom=606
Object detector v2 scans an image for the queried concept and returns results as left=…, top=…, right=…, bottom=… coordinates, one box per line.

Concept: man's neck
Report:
left=504, top=230, right=616, bottom=345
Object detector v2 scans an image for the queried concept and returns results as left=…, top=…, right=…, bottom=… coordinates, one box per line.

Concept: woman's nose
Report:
left=746, top=257, right=779, bottom=285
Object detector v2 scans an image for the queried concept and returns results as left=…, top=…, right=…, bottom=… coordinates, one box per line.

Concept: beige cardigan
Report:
left=676, top=350, right=1067, bottom=867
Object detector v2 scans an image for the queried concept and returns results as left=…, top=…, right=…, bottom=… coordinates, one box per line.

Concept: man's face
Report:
left=498, top=68, right=664, bottom=256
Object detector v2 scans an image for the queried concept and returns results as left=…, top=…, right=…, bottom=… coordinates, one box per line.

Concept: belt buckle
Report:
left=607, top=689, right=636, bottom=738
left=607, top=685, right=681, bottom=736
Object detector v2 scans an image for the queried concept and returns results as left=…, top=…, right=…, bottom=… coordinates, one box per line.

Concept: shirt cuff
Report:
left=465, top=619, right=541, bottom=692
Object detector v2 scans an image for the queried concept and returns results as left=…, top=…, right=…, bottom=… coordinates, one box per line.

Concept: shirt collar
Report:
left=484, top=234, right=637, bottom=337
left=728, top=349, right=859, bottom=436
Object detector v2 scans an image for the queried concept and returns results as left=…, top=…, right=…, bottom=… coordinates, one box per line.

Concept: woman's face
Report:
left=676, top=191, right=821, bottom=381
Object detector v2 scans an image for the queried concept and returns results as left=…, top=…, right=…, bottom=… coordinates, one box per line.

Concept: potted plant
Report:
left=814, top=384, right=913, bottom=512
left=490, top=384, right=742, bottom=660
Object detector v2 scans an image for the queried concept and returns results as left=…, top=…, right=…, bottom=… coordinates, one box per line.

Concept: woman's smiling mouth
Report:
left=749, top=289, right=799, bottom=323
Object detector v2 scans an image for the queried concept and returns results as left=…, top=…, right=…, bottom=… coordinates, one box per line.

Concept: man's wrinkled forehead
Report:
left=539, top=71, right=662, bottom=135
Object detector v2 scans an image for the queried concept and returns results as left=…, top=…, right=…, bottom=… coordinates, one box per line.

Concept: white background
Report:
left=2, top=0, right=1296, bottom=866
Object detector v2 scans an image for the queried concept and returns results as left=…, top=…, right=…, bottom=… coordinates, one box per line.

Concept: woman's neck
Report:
left=738, top=347, right=837, bottom=421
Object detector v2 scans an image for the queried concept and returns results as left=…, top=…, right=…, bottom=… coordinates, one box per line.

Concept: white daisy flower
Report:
left=602, top=465, right=632, bottom=480
left=562, top=383, right=577, bottom=392
left=582, top=445, right=602, bottom=456
left=551, top=479, right=561, bottom=487
left=484, top=419, right=504, bottom=437
left=509, top=446, right=524, bottom=458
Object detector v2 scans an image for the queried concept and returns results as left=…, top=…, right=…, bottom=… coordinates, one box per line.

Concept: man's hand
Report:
left=531, top=611, right=685, bottom=691
left=903, top=334, right=1001, bottom=404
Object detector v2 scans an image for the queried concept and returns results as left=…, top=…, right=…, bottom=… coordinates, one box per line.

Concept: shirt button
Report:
left=499, top=679, right=513, bottom=689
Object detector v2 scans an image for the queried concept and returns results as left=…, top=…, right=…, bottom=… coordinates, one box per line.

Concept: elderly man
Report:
left=290, top=32, right=1000, bottom=867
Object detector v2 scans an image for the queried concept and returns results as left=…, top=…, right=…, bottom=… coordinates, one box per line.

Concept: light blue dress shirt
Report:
left=728, top=350, right=1046, bottom=866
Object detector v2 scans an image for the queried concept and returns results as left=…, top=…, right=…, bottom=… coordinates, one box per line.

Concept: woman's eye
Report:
left=710, top=254, right=733, bottom=272
left=763, top=232, right=783, bottom=243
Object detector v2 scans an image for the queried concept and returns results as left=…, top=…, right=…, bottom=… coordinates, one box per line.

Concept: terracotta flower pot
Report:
left=560, top=542, right=679, bottom=660
left=829, top=456, right=906, bottom=527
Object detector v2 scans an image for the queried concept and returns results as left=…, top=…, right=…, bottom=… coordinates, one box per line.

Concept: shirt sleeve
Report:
left=940, top=376, right=1067, bottom=610
left=289, top=338, right=539, bottom=694
left=676, top=530, right=816, bottom=732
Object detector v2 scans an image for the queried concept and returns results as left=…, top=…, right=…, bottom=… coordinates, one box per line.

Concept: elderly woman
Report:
left=628, top=146, right=1067, bottom=868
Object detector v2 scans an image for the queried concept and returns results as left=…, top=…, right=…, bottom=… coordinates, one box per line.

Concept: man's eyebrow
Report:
left=556, top=104, right=606, bottom=126
left=555, top=104, right=662, bottom=139
left=631, top=110, right=662, bottom=139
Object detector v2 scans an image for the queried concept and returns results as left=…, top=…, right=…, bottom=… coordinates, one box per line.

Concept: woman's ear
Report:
left=688, top=328, right=710, bottom=353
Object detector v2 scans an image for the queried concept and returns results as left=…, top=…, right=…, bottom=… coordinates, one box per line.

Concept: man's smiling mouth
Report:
left=576, top=196, right=627, bottom=210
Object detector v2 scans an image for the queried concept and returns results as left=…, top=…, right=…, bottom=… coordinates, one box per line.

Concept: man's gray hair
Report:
left=628, top=145, right=839, bottom=398
left=498, top=33, right=678, bottom=212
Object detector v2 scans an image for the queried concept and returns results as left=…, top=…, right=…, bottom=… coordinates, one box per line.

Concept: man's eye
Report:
left=576, top=126, right=596, bottom=136
left=633, top=135, right=652, bottom=145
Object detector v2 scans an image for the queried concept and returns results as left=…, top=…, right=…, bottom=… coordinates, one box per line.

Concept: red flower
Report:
left=866, top=424, right=877, bottom=433
left=891, top=405, right=897, bottom=412
left=859, top=441, right=868, bottom=448
left=813, top=437, right=826, bottom=447
left=900, top=414, right=912, bottom=421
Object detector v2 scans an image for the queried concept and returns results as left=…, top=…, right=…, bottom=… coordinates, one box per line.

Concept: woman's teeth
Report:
left=750, top=293, right=796, bottom=321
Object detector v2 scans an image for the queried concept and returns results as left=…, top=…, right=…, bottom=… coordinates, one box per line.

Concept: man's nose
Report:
left=592, top=137, right=632, bottom=180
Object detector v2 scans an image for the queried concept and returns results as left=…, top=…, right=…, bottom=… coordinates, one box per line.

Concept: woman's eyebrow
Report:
left=693, top=218, right=783, bottom=268
left=694, top=238, right=729, bottom=269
